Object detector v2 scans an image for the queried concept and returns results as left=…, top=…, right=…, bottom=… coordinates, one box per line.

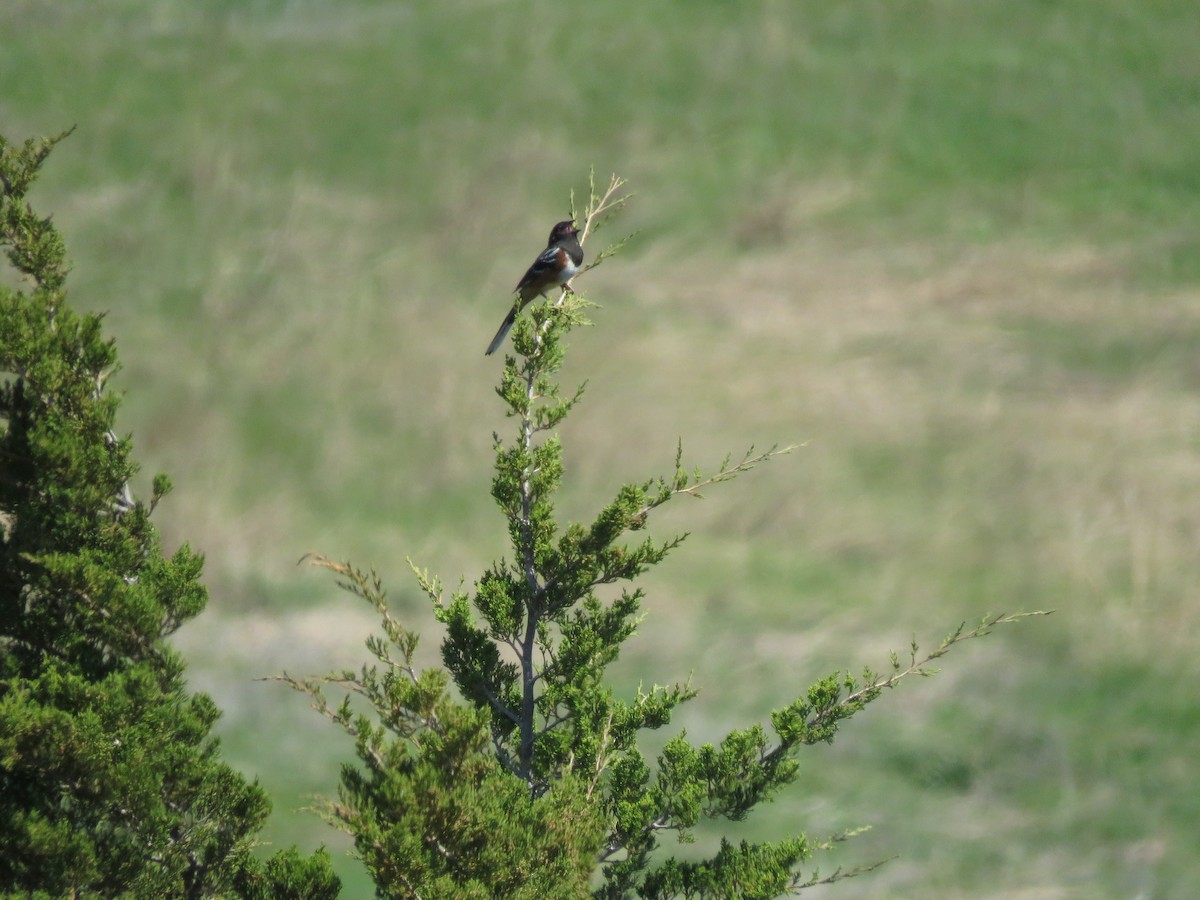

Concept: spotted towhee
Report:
left=485, top=219, right=584, bottom=355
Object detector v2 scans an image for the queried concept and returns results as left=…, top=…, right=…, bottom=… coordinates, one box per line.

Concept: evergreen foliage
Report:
left=288, top=175, right=1044, bottom=898
left=0, top=131, right=340, bottom=898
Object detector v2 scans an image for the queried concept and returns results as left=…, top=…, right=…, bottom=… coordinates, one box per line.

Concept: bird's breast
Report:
left=556, top=256, right=579, bottom=282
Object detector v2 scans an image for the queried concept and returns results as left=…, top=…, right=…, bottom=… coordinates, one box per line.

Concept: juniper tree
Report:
left=0, top=131, right=340, bottom=898
left=285, top=175, right=1043, bottom=899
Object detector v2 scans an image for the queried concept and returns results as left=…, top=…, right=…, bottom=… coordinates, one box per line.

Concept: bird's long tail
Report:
left=485, top=305, right=519, bottom=356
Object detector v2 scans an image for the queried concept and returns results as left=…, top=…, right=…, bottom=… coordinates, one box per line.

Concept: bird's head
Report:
left=549, top=220, right=579, bottom=243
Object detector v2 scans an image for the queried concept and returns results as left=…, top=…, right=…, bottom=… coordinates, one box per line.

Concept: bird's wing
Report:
left=514, top=246, right=564, bottom=293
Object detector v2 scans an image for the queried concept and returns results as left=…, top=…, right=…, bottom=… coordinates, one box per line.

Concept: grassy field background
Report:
left=5, top=1, right=1199, bottom=896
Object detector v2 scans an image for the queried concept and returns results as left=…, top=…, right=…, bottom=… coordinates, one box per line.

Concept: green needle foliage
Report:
left=0, top=131, right=340, bottom=898
left=287, top=176, right=1046, bottom=898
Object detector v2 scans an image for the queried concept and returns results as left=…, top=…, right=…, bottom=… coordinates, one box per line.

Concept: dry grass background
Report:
left=167, top=216, right=1200, bottom=896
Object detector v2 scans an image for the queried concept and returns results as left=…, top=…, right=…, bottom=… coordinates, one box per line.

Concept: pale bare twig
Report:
left=586, top=710, right=615, bottom=800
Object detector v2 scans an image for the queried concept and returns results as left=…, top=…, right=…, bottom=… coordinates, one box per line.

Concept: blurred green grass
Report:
left=5, top=0, right=1200, bottom=896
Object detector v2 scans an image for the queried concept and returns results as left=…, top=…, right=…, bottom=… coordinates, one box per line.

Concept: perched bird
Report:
left=485, top=219, right=584, bottom=355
